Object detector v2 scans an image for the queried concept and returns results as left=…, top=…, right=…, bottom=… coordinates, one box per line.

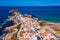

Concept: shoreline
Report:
left=45, top=21, right=60, bottom=25
left=0, top=9, right=60, bottom=40
left=41, top=20, right=60, bottom=25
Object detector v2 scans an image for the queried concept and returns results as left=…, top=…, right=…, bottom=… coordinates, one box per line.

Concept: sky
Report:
left=0, top=0, right=60, bottom=6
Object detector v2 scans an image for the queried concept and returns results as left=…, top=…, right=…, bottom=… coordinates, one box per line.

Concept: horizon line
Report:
left=0, top=5, right=60, bottom=6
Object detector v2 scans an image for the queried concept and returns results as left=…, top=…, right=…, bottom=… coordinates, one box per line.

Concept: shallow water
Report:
left=0, top=6, right=60, bottom=23
left=0, top=6, right=60, bottom=36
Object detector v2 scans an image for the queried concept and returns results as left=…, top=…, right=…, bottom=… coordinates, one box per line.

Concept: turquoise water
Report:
left=0, top=6, right=60, bottom=23
left=39, top=16, right=60, bottom=23
left=0, top=6, right=60, bottom=35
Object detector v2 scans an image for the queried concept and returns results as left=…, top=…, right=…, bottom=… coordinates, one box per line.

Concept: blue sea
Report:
left=0, top=6, right=60, bottom=36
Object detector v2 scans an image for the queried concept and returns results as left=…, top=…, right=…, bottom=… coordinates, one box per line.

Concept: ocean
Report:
left=0, top=6, right=60, bottom=36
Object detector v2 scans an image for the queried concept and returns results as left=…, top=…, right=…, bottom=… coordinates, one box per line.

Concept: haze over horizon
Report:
left=0, top=0, right=60, bottom=6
